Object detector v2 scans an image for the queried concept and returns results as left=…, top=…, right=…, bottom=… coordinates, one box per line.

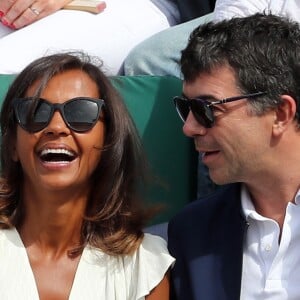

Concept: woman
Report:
left=0, top=0, right=179, bottom=74
left=0, top=52, right=174, bottom=299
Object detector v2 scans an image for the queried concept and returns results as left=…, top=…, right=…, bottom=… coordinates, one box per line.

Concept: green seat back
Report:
left=0, top=74, right=197, bottom=224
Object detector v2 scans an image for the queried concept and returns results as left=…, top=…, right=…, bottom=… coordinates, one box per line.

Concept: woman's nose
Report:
left=43, top=111, right=71, bottom=136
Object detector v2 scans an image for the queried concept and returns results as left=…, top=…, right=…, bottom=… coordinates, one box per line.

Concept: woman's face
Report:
left=13, top=69, right=105, bottom=194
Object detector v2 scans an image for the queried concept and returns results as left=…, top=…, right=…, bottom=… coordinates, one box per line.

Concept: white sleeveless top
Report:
left=0, top=228, right=174, bottom=299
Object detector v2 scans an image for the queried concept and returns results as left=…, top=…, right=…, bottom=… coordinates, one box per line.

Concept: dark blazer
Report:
left=168, top=183, right=248, bottom=300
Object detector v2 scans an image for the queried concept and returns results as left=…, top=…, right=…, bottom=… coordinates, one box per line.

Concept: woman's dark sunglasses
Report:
left=13, top=97, right=105, bottom=133
left=173, top=91, right=266, bottom=128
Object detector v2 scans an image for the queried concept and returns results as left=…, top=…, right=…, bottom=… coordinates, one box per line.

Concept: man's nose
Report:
left=183, top=111, right=207, bottom=137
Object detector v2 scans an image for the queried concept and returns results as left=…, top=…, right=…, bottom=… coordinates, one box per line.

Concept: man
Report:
left=168, top=13, right=300, bottom=299
left=124, top=0, right=300, bottom=200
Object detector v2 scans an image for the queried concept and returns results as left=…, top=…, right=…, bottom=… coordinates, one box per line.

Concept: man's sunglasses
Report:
left=13, top=97, right=105, bottom=133
left=173, top=91, right=266, bottom=128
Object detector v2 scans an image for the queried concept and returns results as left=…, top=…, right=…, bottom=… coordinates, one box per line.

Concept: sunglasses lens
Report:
left=174, top=97, right=214, bottom=128
left=174, top=97, right=190, bottom=122
left=64, top=99, right=101, bottom=132
left=14, top=98, right=103, bottom=133
left=15, top=99, right=52, bottom=132
left=190, top=101, right=214, bottom=128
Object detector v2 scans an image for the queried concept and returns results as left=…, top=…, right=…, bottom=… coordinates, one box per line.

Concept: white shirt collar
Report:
left=241, top=184, right=300, bottom=221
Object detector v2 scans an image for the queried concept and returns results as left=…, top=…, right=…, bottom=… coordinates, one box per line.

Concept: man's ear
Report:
left=272, top=95, right=297, bottom=136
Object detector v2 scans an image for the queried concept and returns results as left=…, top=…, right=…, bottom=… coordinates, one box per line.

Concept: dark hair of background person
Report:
left=181, top=13, right=300, bottom=123
left=0, top=52, right=155, bottom=256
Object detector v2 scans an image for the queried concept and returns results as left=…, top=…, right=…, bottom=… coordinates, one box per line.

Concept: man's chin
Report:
left=208, top=171, right=234, bottom=186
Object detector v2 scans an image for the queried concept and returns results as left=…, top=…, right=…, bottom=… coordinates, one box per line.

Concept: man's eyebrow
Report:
left=182, top=93, right=218, bottom=101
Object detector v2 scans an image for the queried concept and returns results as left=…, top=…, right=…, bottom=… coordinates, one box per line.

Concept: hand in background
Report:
left=0, top=0, right=72, bottom=29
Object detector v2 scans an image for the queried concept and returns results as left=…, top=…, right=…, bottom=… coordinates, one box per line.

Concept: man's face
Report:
left=182, top=65, right=275, bottom=185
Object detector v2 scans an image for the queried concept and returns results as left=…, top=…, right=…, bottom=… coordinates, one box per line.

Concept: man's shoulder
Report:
left=169, top=183, right=241, bottom=231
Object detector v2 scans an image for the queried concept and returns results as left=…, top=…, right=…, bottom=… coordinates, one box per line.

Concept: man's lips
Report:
left=200, top=150, right=221, bottom=163
left=201, top=150, right=220, bottom=157
left=195, top=141, right=221, bottom=161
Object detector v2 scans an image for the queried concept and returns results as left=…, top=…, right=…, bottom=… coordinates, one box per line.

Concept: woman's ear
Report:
left=272, top=95, right=297, bottom=136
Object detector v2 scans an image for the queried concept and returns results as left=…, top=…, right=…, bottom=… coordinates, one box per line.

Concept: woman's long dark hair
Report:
left=0, top=52, right=153, bottom=256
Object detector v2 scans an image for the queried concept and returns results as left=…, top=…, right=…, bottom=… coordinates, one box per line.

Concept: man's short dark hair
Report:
left=181, top=13, right=300, bottom=121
